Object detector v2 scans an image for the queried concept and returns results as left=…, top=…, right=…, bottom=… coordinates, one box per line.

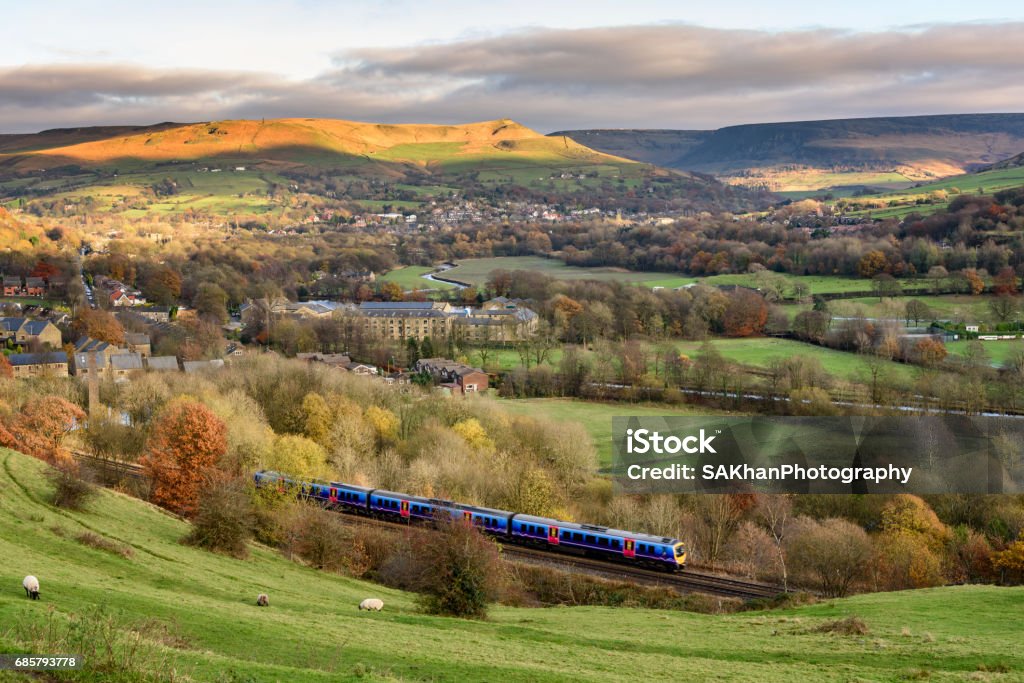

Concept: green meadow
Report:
left=2, top=448, right=1023, bottom=682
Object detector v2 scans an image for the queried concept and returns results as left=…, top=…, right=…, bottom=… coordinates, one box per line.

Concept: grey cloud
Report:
left=2, top=23, right=1024, bottom=132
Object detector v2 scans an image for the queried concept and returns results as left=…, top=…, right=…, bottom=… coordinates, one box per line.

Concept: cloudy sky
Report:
left=2, top=0, right=1024, bottom=133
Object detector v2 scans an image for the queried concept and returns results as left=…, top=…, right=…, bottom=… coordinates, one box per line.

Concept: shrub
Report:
left=785, top=516, right=871, bottom=597
left=414, top=516, right=504, bottom=619
left=47, top=463, right=97, bottom=511
left=283, top=505, right=349, bottom=572
left=184, top=477, right=254, bottom=558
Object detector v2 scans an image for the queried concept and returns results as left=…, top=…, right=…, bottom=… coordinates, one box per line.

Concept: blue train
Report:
left=253, top=470, right=687, bottom=571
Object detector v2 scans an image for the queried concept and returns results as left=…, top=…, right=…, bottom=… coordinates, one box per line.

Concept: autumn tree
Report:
left=265, top=434, right=328, bottom=479
left=141, top=400, right=227, bottom=516
left=379, top=281, right=404, bottom=302
left=71, top=308, right=124, bottom=345
left=142, top=265, right=182, bottom=305
left=0, top=354, right=12, bottom=379
left=914, top=338, right=948, bottom=367
left=992, top=266, right=1019, bottom=296
left=2, top=396, right=86, bottom=463
left=858, top=250, right=888, bottom=278
left=194, top=282, right=229, bottom=324
left=301, top=392, right=333, bottom=448
left=722, top=289, right=768, bottom=337
left=964, top=269, right=985, bottom=296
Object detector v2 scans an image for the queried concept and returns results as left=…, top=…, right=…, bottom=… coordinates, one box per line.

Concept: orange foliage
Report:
left=140, top=400, right=227, bottom=517
left=0, top=396, right=85, bottom=464
left=71, top=308, right=125, bottom=345
left=723, top=289, right=768, bottom=337
left=0, top=355, right=12, bottom=379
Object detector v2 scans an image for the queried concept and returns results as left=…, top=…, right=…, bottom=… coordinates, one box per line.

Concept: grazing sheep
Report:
left=256, top=593, right=269, bottom=607
left=358, top=598, right=384, bottom=611
left=22, top=575, right=40, bottom=600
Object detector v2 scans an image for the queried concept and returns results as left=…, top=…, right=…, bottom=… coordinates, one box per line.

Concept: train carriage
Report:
left=511, top=514, right=685, bottom=570
left=254, top=471, right=686, bottom=572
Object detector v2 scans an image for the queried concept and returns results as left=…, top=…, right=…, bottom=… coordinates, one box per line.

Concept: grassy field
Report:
left=672, top=337, right=919, bottom=383
left=946, top=338, right=1024, bottom=366
left=841, top=165, right=1024, bottom=218
left=3, top=447, right=1024, bottom=682
left=444, top=257, right=932, bottom=295
left=474, top=337, right=916, bottom=385
left=828, top=294, right=1001, bottom=325
left=445, top=256, right=693, bottom=288
left=497, top=398, right=740, bottom=467
left=379, top=266, right=458, bottom=291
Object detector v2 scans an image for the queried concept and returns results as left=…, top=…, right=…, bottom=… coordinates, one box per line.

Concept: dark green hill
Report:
left=554, top=114, right=1024, bottom=193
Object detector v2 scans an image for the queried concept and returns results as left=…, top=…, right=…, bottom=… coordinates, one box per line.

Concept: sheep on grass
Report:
left=358, top=598, right=384, bottom=611
left=256, top=593, right=269, bottom=607
left=22, top=575, right=40, bottom=600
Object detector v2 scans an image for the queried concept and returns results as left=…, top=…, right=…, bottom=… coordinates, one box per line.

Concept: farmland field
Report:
left=444, top=256, right=926, bottom=295
left=842, top=165, right=1024, bottom=218
left=445, top=256, right=692, bottom=288
left=827, top=294, right=999, bottom=324
left=946, top=338, right=1024, bottom=366
left=2, top=447, right=1023, bottom=682
left=379, top=265, right=457, bottom=290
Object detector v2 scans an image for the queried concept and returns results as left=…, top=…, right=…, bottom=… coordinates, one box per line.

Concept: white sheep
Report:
left=22, top=575, right=40, bottom=600
left=358, top=598, right=384, bottom=611
left=256, top=593, right=269, bottom=607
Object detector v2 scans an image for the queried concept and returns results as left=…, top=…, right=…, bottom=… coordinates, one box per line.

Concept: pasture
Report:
left=443, top=257, right=928, bottom=295
left=445, top=256, right=692, bottom=288
left=379, top=265, right=457, bottom=291
left=2, top=448, right=1023, bottom=682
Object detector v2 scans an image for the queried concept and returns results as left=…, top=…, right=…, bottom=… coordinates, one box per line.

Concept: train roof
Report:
left=370, top=489, right=513, bottom=517
left=512, top=514, right=683, bottom=546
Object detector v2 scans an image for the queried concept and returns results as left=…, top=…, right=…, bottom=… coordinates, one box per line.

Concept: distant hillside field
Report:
left=555, top=114, right=1024, bottom=193
left=2, top=448, right=1023, bottom=682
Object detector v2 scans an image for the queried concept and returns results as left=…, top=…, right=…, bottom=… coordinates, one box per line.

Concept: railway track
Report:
left=310, top=505, right=789, bottom=601
left=70, top=453, right=790, bottom=600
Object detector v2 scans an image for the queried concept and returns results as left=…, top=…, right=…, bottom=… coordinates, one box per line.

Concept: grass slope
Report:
left=0, top=118, right=637, bottom=176
left=2, top=448, right=1024, bottom=681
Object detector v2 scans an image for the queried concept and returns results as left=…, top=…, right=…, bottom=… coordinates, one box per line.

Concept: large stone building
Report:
left=358, top=301, right=453, bottom=342
left=356, top=299, right=537, bottom=343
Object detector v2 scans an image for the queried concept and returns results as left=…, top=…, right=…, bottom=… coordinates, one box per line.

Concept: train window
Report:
left=572, top=533, right=583, bottom=542
left=585, top=535, right=596, bottom=545
left=598, top=537, right=609, bottom=548
left=638, top=544, right=646, bottom=554
left=612, top=540, right=621, bottom=550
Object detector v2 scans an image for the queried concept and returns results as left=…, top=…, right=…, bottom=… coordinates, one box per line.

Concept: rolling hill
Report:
left=0, top=118, right=637, bottom=176
left=0, top=117, right=764, bottom=219
left=555, top=114, right=1024, bottom=194
left=3, top=446, right=1024, bottom=682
